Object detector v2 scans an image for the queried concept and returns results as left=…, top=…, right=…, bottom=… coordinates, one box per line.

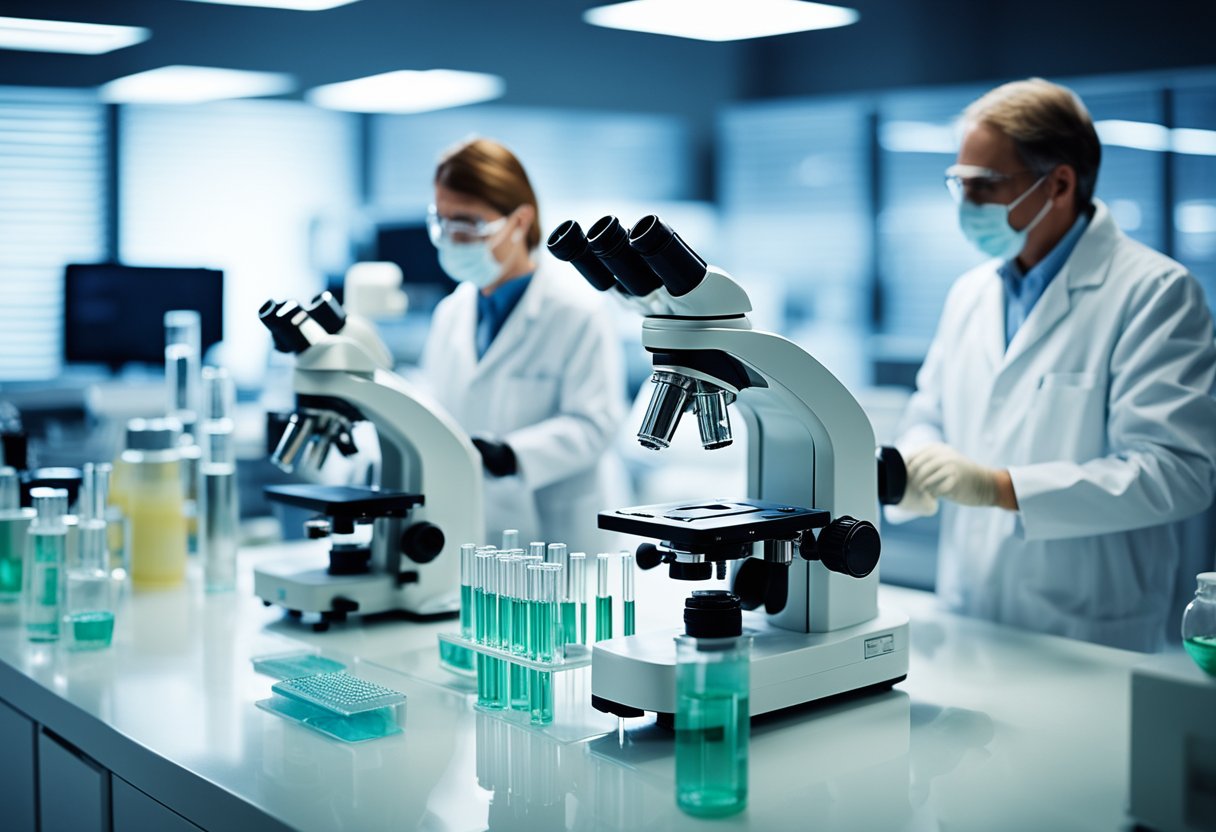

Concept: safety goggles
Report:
left=426, top=205, right=507, bottom=245
left=943, top=164, right=1040, bottom=203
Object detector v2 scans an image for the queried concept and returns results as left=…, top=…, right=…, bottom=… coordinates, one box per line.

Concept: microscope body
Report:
left=254, top=296, right=482, bottom=624
left=548, top=217, right=908, bottom=718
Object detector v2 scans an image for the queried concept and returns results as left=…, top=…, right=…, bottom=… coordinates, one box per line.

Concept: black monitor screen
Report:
left=374, top=224, right=452, bottom=288
left=63, top=263, right=224, bottom=369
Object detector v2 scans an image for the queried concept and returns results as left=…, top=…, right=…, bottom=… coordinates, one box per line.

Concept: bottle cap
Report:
left=1198, top=572, right=1216, bottom=588
left=126, top=417, right=182, bottom=451
left=683, top=590, right=742, bottom=638
left=30, top=487, right=68, bottom=524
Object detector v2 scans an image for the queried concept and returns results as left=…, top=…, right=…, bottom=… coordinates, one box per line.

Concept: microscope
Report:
left=549, top=214, right=909, bottom=719
left=255, top=291, right=483, bottom=630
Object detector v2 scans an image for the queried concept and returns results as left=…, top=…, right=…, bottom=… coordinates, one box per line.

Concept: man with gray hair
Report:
left=891, top=77, right=1216, bottom=651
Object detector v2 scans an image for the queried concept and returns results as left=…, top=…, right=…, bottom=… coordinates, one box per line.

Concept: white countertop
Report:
left=0, top=541, right=1148, bottom=831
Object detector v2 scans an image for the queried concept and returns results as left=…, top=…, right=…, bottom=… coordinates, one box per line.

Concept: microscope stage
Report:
left=598, top=498, right=829, bottom=548
left=263, top=484, right=423, bottom=518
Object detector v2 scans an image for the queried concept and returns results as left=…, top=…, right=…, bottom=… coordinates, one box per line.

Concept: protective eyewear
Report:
left=943, top=164, right=1039, bottom=203
left=426, top=206, right=507, bottom=245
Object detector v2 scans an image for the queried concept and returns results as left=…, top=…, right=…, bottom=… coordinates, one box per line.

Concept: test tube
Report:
left=481, top=550, right=505, bottom=710
left=622, top=550, right=636, bottom=637
left=64, top=465, right=115, bottom=650
left=459, top=544, right=477, bottom=640
left=473, top=550, right=494, bottom=706
left=24, top=488, right=67, bottom=642
left=547, top=543, right=569, bottom=653
left=527, top=563, right=560, bottom=724
left=596, top=553, right=614, bottom=642
left=0, top=466, right=34, bottom=603
left=501, top=529, right=520, bottom=552
left=569, top=553, right=588, bottom=645
left=199, top=367, right=238, bottom=593
left=164, top=310, right=201, bottom=433
left=508, top=556, right=530, bottom=711
left=496, top=555, right=514, bottom=702
left=529, top=541, right=547, bottom=561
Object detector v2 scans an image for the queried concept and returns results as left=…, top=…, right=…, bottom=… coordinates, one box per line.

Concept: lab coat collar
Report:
left=471, top=255, right=552, bottom=381
left=1000, top=200, right=1119, bottom=369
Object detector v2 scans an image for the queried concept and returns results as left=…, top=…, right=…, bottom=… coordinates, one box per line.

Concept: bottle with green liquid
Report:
left=1182, top=571, right=1216, bottom=676
left=64, top=464, right=116, bottom=650
left=675, top=590, right=750, bottom=818
left=595, top=553, right=614, bottom=641
left=23, top=488, right=68, bottom=642
left=0, top=466, right=34, bottom=603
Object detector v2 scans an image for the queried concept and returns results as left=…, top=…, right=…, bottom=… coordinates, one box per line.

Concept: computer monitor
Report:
left=372, top=223, right=453, bottom=310
left=63, top=263, right=224, bottom=370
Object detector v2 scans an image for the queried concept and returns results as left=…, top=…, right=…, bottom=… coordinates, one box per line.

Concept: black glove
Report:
left=472, top=438, right=518, bottom=478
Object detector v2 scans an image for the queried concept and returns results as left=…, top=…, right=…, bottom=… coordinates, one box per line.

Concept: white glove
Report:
left=906, top=443, right=999, bottom=508
left=896, top=482, right=939, bottom=517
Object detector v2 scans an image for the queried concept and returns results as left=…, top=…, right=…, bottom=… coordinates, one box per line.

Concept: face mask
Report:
left=436, top=239, right=502, bottom=289
left=958, top=175, right=1052, bottom=261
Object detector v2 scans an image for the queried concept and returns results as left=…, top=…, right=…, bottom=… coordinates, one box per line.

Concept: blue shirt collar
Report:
left=996, top=212, right=1089, bottom=347
left=475, top=272, right=533, bottom=358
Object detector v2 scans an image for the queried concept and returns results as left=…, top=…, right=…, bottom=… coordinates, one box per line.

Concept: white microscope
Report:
left=549, top=215, right=910, bottom=720
left=255, top=288, right=482, bottom=630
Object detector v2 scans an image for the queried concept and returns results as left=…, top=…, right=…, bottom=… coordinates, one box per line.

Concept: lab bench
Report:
left=0, top=542, right=1146, bottom=831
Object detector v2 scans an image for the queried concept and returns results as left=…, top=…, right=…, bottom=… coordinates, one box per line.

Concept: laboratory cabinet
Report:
left=0, top=698, right=37, bottom=832
left=112, top=777, right=205, bottom=832
left=38, top=729, right=109, bottom=832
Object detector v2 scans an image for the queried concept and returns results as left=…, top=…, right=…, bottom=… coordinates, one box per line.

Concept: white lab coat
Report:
left=895, top=200, right=1216, bottom=652
left=420, top=255, right=629, bottom=552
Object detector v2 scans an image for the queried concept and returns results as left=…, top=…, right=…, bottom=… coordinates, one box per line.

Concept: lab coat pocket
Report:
left=1028, top=372, right=1103, bottom=462
left=501, top=373, right=561, bottom=431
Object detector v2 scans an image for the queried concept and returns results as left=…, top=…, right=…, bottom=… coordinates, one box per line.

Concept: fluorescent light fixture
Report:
left=176, top=0, right=361, bottom=10
left=100, top=65, right=295, bottom=104
left=584, top=0, right=858, bottom=42
left=1172, top=127, right=1216, bottom=157
left=879, top=120, right=959, bottom=154
left=0, top=15, right=148, bottom=54
left=307, top=70, right=505, bottom=114
left=1094, top=119, right=1171, bottom=152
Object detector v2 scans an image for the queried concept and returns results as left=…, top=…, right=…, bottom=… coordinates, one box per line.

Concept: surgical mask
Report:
left=436, top=239, right=502, bottom=289
left=958, top=175, right=1053, bottom=261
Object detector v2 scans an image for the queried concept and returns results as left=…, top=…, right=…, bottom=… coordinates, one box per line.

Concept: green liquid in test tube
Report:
left=527, top=563, right=560, bottom=724
left=548, top=543, right=570, bottom=653
left=441, top=544, right=476, bottom=672
left=622, top=550, right=636, bottom=636
left=509, top=557, right=530, bottom=710
left=482, top=550, right=505, bottom=710
left=596, top=553, right=613, bottom=642
left=473, top=550, right=494, bottom=706
left=568, top=553, right=587, bottom=644
left=496, top=555, right=516, bottom=708
left=24, top=488, right=68, bottom=643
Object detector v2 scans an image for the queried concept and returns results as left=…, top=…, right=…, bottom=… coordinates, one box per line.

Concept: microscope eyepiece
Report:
left=586, top=215, right=663, bottom=297
left=628, top=215, right=707, bottom=298
left=259, top=299, right=311, bottom=354
left=547, top=220, right=618, bottom=292
left=305, top=291, right=347, bottom=335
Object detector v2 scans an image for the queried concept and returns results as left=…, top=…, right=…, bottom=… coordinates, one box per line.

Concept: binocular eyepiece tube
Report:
left=547, top=213, right=708, bottom=298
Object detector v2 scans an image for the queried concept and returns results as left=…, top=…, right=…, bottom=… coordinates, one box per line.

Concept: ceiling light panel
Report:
left=307, top=70, right=505, bottom=114
left=176, top=0, right=361, bottom=10
left=584, top=0, right=859, bottom=42
left=0, top=15, right=149, bottom=54
left=100, top=65, right=296, bottom=105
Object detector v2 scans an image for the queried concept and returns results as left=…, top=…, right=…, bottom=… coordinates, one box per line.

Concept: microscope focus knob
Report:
left=814, top=516, right=881, bottom=579
left=401, top=522, right=445, bottom=564
left=635, top=543, right=664, bottom=571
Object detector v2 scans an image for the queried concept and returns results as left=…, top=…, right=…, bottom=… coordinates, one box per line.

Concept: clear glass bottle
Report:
left=1182, top=571, right=1216, bottom=677
left=198, top=367, right=239, bottom=592
left=165, top=311, right=202, bottom=554
left=675, top=590, right=750, bottom=818
left=0, top=466, right=34, bottom=602
left=23, top=488, right=68, bottom=642
left=65, top=464, right=115, bottom=650
left=122, top=418, right=187, bottom=590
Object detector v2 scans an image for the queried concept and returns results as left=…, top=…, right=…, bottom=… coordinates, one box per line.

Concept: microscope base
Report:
left=591, top=608, right=909, bottom=718
left=254, top=555, right=431, bottom=621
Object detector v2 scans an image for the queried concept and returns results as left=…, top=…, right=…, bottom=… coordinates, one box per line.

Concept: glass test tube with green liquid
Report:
left=23, top=488, right=67, bottom=643
left=569, top=553, right=588, bottom=644
left=481, top=550, right=506, bottom=709
left=65, top=464, right=115, bottom=650
left=508, top=557, right=530, bottom=710
left=473, top=550, right=495, bottom=706
left=527, top=563, right=561, bottom=724
left=596, top=553, right=613, bottom=642
left=441, top=544, right=477, bottom=671
left=495, top=555, right=513, bottom=704
left=547, top=543, right=570, bottom=652
left=0, top=466, right=34, bottom=603
left=622, top=550, right=636, bottom=636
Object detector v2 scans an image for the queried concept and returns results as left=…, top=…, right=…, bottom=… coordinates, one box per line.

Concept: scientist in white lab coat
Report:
left=892, top=78, right=1216, bottom=652
left=419, top=137, right=627, bottom=550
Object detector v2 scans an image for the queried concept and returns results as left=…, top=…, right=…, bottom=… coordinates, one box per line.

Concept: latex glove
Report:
left=471, top=437, right=518, bottom=478
left=906, top=443, right=999, bottom=507
left=896, top=481, right=940, bottom=518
